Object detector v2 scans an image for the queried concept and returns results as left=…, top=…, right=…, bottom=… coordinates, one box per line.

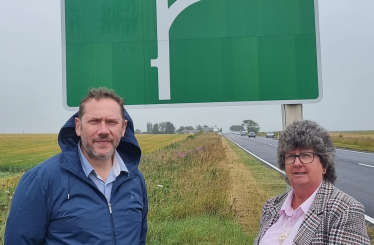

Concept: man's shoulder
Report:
left=25, top=153, right=64, bottom=178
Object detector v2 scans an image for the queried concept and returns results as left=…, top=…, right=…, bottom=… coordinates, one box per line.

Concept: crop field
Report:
left=135, top=134, right=187, bottom=153
left=330, top=131, right=374, bottom=152
left=0, top=134, right=187, bottom=174
left=0, top=134, right=60, bottom=173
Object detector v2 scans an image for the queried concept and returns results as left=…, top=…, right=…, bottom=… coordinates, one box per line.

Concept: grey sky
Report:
left=0, top=0, right=373, bottom=134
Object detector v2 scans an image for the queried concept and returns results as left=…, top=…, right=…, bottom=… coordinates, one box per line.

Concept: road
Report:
left=226, top=134, right=374, bottom=223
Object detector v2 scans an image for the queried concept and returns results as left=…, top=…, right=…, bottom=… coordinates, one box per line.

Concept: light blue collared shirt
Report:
left=78, top=142, right=128, bottom=202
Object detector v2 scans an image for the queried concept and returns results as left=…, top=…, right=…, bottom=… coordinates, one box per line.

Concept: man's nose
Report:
left=97, top=121, right=109, bottom=134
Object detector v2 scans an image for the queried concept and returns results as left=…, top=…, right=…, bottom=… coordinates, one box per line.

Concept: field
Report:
left=0, top=133, right=373, bottom=244
left=257, top=130, right=374, bottom=152
left=329, top=131, right=374, bottom=152
left=0, top=134, right=187, bottom=174
left=135, top=134, right=187, bottom=153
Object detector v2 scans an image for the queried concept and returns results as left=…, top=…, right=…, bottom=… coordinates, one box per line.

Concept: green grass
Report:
left=147, top=215, right=252, bottom=245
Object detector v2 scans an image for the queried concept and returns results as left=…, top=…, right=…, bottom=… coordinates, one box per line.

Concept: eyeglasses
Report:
left=281, top=152, right=319, bottom=165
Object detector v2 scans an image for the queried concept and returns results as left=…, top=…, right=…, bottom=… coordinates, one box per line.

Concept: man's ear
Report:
left=75, top=117, right=82, bottom=136
left=122, top=120, right=128, bottom=137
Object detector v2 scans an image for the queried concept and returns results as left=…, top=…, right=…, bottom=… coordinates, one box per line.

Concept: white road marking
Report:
left=358, top=163, right=374, bottom=168
left=337, top=148, right=374, bottom=156
left=227, top=138, right=285, bottom=175
left=366, top=215, right=374, bottom=225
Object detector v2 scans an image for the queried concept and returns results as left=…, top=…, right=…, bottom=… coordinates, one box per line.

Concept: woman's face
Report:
left=285, top=148, right=326, bottom=193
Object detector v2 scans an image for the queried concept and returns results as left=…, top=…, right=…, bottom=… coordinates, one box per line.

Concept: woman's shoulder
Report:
left=326, top=183, right=365, bottom=212
left=264, top=191, right=289, bottom=207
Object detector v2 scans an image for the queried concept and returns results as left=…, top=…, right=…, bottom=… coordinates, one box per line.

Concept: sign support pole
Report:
left=281, top=104, right=303, bottom=191
left=282, top=104, right=303, bottom=129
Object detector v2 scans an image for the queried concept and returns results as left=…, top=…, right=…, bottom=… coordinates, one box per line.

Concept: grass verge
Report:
left=368, top=225, right=374, bottom=245
left=139, top=133, right=288, bottom=244
left=140, top=133, right=254, bottom=244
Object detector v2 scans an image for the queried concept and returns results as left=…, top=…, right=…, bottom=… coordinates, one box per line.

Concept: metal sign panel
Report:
left=62, top=0, right=322, bottom=109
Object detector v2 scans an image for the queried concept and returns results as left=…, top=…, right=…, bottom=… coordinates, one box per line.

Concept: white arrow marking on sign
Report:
left=151, top=0, right=202, bottom=100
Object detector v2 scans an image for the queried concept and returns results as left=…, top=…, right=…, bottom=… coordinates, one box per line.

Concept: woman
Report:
left=254, top=120, right=370, bottom=245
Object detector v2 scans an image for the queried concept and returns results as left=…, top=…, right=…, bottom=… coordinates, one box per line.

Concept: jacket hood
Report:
left=58, top=109, right=141, bottom=167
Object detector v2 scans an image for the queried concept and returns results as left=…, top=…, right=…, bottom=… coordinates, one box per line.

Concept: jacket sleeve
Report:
left=329, top=201, right=371, bottom=245
left=138, top=170, right=148, bottom=245
left=4, top=171, right=49, bottom=245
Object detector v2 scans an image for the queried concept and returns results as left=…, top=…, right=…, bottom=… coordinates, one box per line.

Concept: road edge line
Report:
left=226, top=137, right=285, bottom=175
left=225, top=137, right=374, bottom=225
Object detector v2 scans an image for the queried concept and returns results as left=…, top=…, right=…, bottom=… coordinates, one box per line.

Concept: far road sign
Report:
left=62, top=0, right=322, bottom=109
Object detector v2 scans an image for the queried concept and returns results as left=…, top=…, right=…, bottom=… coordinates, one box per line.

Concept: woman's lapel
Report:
left=292, top=181, right=334, bottom=245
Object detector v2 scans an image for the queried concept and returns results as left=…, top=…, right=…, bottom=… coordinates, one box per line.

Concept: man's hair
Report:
left=277, top=120, right=337, bottom=184
left=78, top=87, right=126, bottom=120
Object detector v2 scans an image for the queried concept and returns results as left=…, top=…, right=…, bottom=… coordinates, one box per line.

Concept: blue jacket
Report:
left=5, top=111, right=148, bottom=245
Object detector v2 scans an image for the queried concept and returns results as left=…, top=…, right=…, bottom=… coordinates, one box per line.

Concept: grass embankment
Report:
left=330, top=131, right=374, bottom=152
left=140, top=133, right=286, bottom=244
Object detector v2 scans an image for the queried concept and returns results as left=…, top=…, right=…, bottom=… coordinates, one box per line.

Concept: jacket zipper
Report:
left=108, top=202, right=117, bottom=245
left=63, top=167, right=134, bottom=245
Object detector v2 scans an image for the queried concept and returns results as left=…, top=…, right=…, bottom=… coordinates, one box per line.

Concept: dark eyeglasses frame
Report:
left=281, top=152, right=319, bottom=165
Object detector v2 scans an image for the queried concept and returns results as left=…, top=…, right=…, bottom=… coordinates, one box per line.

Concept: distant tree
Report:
left=175, top=126, right=185, bottom=133
left=230, top=125, right=244, bottom=132
left=164, top=122, right=175, bottom=134
left=203, top=125, right=208, bottom=128
left=242, top=120, right=260, bottom=133
left=196, top=125, right=203, bottom=131
left=159, top=122, right=166, bottom=133
left=135, top=129, right=141, bottom=134
left=185, top=126, right=194, bottom=130
left=152, top=123, right=160, bottom=134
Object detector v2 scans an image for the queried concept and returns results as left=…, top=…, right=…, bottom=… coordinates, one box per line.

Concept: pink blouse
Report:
left=259, top=184, right=321, bottom=245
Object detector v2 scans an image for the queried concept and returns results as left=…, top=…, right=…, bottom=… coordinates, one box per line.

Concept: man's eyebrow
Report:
left=85, top=117, right=121, bottom=121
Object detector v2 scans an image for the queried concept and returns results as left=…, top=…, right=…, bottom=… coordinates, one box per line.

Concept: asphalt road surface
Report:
left=226, top=134, right=374, bottom=223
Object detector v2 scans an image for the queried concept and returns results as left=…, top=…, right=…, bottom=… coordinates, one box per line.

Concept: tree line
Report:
left=135, top=124, right=212, bottom=134
left=230, top=119, right=260, bottom=133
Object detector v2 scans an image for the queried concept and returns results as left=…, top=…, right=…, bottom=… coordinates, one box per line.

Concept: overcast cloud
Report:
left=0, top=0, right=373, bottom=133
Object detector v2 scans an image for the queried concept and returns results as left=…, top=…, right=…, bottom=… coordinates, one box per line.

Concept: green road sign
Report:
left=62, top=0, right=322, bottom=109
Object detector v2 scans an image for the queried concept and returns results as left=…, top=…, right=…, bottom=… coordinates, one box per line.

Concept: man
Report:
left=5, top=87, right=148, bottom=244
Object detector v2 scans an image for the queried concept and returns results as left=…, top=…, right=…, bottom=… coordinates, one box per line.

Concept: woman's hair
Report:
left=277, top=120, right=337, bottom=184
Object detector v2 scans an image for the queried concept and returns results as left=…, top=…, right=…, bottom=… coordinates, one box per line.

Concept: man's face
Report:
left=75, top=98, right=127, bottom=162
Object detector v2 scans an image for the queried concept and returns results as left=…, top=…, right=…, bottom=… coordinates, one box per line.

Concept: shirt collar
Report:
left=280, top=182, right=322, bottom=216
left=77, top=141, right=128, bottom=178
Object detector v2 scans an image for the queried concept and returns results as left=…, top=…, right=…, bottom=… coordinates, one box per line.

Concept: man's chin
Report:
left=89, top=149, right=115, bottom=161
